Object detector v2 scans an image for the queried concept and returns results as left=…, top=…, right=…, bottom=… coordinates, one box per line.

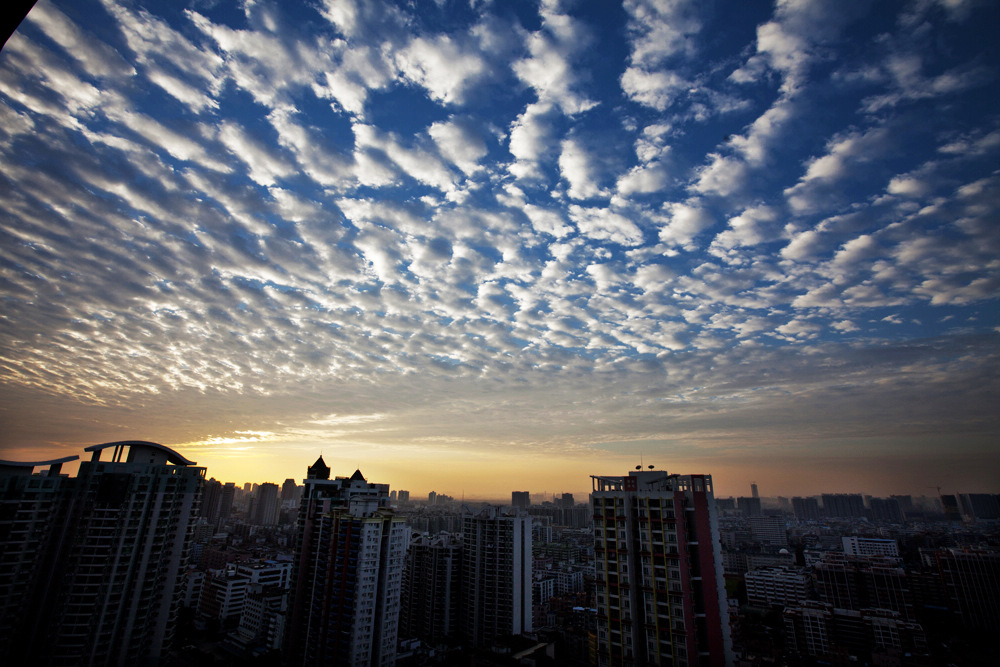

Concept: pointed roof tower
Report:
left=308, top=455, right=331, bottom=480
left=350, top=468, right=366, bottom=482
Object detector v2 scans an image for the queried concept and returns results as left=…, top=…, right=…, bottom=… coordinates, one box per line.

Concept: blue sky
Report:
left=0, top=0, right=997, bottom=497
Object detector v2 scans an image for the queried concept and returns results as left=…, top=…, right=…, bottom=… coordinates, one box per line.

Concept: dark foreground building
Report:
left=0, top=441, right=204, bottom=666
left=286, top=456, right=410, bottom=666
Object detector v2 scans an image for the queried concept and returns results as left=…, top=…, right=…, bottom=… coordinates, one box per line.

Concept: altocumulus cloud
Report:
left=0, top=0, right=998, bottom=490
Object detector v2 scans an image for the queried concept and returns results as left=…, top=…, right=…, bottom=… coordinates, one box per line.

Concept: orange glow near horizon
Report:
left=6, top=439, right=996, bottom=501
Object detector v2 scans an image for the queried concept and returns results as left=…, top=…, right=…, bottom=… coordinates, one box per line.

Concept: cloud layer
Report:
left=0, top=0, right=997, bottom=493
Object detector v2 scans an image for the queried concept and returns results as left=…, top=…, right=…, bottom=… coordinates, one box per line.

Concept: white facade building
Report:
left=843, top=536, right=900, bottom=558
left=745, top=566, right=812, bottom=608
left=288, top=459, right=410, bottom=667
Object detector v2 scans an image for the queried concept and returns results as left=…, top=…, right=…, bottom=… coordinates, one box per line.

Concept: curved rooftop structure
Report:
left=84, top=440, right=196, bottom=466
left=0, top=455, right=79, bottom=476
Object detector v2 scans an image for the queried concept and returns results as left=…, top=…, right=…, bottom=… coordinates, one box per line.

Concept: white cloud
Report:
left=710, top=205, right=778, bottom=252
left=508, top=101, right=558, bottom=181
left=617, top=162, right=670, bottom=196
left=429, top=118, right=488, bottom=176
left=218, top=122, right=295, bottom=187
left=658, top=202, right=715, bottom=250
left=396, top=35, right=487, bottom=105
left=781, top=229, right=823, bottom=262
left=512, top=3, right=597, bottom=114
left=568, top=205, right=644, bottom=246
left=267, top=108, right=353, bottom=188
left=145, top=67, right=218, bottom=113
left=524, top=204, right=572, bottom=238
left=559, top=138, right=604, bottom=200
left=353, top=123, right=460, bottom=195
left=784, top=127, right=891, bottom=212
left=620, top=67, right=689, bottom=111
left=28, top=3, right=135, bottom=79
left=623, top=0, right=702, bottom=66
left=690, top=154, right=748, bottom=197
left=887, top=176, right=929, bottom=198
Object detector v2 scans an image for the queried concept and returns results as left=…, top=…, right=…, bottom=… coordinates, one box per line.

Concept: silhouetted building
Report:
left=461, top=506, right=532, bottom=647
left=868, top=496, right=904, bottom=523
left=958, top=493, right=1000, bottom=521
left=940, top=494, right=962, bottom=521
left=933, top=548, right=1000, bottom=631
left=400, top=532, right=462, bottom=646
left=287, top=457, right=409, bottom=666
left=0, top=455, right=78, bottom=664
left=281, top=477, right=298, bottom=504
left=738, top=495, right=762, bottom=517
left=252, top=482, right=280, bottom=525
left=814, top=554, right=914, bottom=620
left=792, top=496, right=821, bottom=521
left=591, top=469, right=733, bottom=666
left=0, top=441, right=204, bottom=666
left=512, top=490, right=531, bottom=508
left=822, top=493, right=867, bottom=519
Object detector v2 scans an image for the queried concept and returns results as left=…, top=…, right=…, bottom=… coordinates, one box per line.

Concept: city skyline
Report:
left=1, top=1, right=999, bottom=498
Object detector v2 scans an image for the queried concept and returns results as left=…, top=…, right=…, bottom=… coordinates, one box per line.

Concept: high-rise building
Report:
left=868, top=497, right=904, bottom=523
left=958, top=493, right=1000, bottom=521
left=461, top=506, right=533, bottom=647
left=252, top=482, right=280, bottom=525
left=203, top=478, right=223, bottom=523
left=400, top=532, right=462, bottom=645
left=397, top=490, right=410, bottom=504
left=792, top=496, right=821, bottom=521
left=201, top=478, right=236, bottom=528
left=591, top=469, right=733, bottom=667
left=0, top=441, right=204, bottom=667
left=822, top=493, right=867, bottom=518
left=933, top=548, right=1000, bottom=631
left=512, top=490, right=531, bottom=508
left=0, top=455, right=78, bottom=664
left=281, top=478, right=299, bottom=504
left=219, top=481, right=235, bottom=524
left=737, top=495, right=762, bottom=516
left=751, top=482, right=759, bottom=499
left=287, top=456, right=410, bottom=666
left=813, top=553, right=914, bottom=620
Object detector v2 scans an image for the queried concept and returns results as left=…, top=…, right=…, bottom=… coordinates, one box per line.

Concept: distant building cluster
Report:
left=2, top=447, right=997, bottom=666
left=717, top=484, right=1000, bottom=666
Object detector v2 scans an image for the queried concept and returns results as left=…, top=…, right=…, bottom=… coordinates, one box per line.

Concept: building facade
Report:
left=400, top=532, right=462, bottom=646
left=287, top=457, right=410, bottom=666
left=461, top=506, right=533, bottom=647
left=0, top=441, right=204, bottom=667
left=591, top=469, right=733, bottom=667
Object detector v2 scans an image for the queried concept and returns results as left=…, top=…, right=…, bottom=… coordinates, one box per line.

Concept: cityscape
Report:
left=1, top=1, right=999, bottom=666
left=1, top=441, right=997, bottom=666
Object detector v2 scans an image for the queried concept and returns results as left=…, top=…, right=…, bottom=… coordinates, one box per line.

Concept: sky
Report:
left=0, top=0, right=998, bottom=500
